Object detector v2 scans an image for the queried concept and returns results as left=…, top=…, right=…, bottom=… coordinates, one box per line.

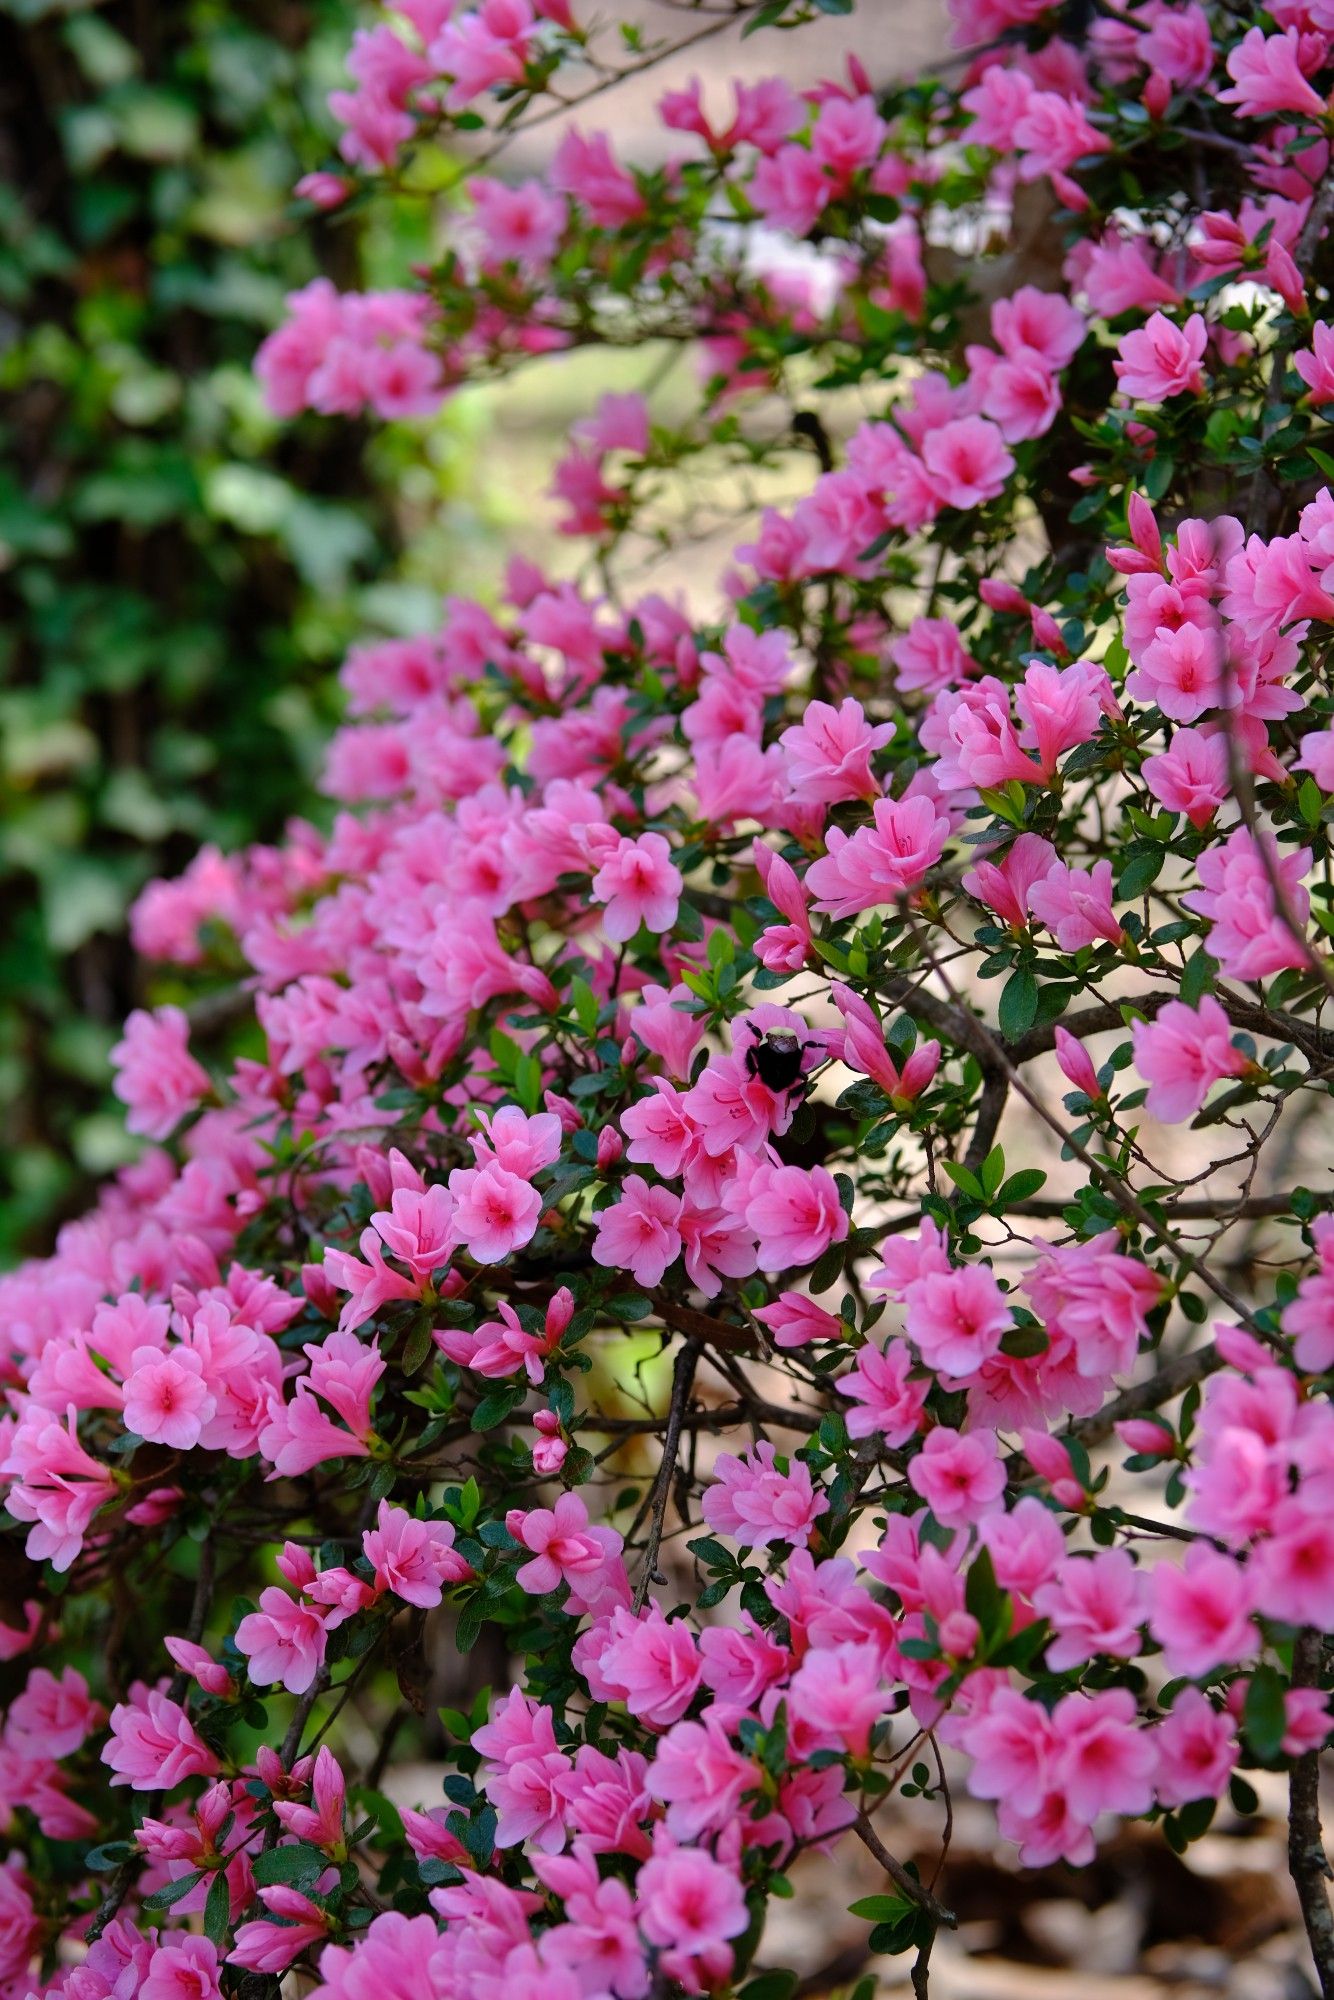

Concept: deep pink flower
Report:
left=110, top=1005, right=210, bottom=1140
left=104, top=1689, right=220, bottom=1791
left=1220, top=27, right=1327, bottom=120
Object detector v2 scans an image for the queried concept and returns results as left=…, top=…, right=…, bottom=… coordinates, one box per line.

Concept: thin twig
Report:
left=633, top=1338, right=701, bottom=1611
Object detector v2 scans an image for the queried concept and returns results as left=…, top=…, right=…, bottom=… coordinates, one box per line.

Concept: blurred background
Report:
left=1, top=5, right=1328, bottom=1994
left=0, top=0, right=503, bottom=1258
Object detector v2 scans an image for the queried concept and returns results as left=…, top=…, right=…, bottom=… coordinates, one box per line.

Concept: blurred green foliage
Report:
left=0, top=0, right=487, bottom=1258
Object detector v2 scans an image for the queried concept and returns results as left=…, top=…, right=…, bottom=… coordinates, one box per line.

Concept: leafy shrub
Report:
left=4, top=4, right=1334, bottom=2000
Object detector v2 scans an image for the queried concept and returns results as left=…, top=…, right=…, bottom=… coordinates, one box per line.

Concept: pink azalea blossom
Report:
left=1132, top=997, right=1252, bottom=1122
left=110, top=1005, right=211, bottom=1140
left=702, top=1438, right=829, bottom=1548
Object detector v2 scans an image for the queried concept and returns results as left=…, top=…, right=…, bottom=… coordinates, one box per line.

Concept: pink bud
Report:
left=1141, top=73, right=1170, bottom=118
left=301, top=1262, right=340, bottom=1319
left=1114, top=1418, right=1174, bottom=1457
left=295, top=171, right=351, bottom=210
left=1029, top=606, right=1069, bottom=657
left=1021, top=1428, right=1084, bottom=1509
left=894, top=1040, right=942, bottom=1103
left=937, top=1610, right=980, bottom=1658
left=533, top=1409, right=562, bottom=1436
left=1266, top=238, right=1307, bottom=318
left=277, top=1542, right=317, bottom=1590
left=596, top=1126, right=624, bottom=1168
left=1053, top=1025, right=1101, bottom=1099
left=387, top=1034, right=431, bottom=1088
left=980, top=578, right=1028, bottom=615
left=533, top=1437, right=569, bottom=1474
left=543, top=1091, right=582, bottom=1133
left=1128, top=491, right=1162, bottom=565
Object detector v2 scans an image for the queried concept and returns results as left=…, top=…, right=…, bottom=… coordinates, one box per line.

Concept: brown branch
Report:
left=1289, top=1628, right=1334, bottom=2000
left=854, top=1814, right=956, bottom=1931
left=633, top=1338, right=701, bottom=1611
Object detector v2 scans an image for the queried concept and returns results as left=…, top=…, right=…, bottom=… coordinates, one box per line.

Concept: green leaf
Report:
left=471, top=1386, right=523, bottom=1431
left=1180, top=947, right=1218, bottom=1006
left=738, top=1973, right=798, bottom=2000
left=253, top=1842, right=326, bottom=1888
left=998, top=967, right=1039, bottom=1040
left=942, top=1160, right=983, bottom=1200
left=848, top=1894, right=913, bottom=1922
left=203, top=1866, right=231, bottom=1946
left=979, top=1145, right=1005, bottom=1200
left=143, top=1872, right=201, bottom=1910
left=997, top=1168, right=1046, bottom=1206
left=1242, top=1663, right=1287, bottom=1761
left=1117, top=847, right=1164, bottom=899
left=606, top=1293, right=654, bottom=1321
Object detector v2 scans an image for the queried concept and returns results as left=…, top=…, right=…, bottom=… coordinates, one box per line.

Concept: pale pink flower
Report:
left=468, top=176, right=565, bottom=273
left=370, top=1184, right=455, bottom=1278
left=122, top=1344, right=216, bottom=1451
left=788, top=1639, right=886, bottom=1757
left=1027, top=857, right=1124, bottom=951
left=962, top=831, right=1056, bottom=926
left=806, top=793, right=950, bottom=917
left=1155, top=1689, right=1237, bottom=1808
left=1182, top=825, right=1312, bottom=981
left=1033, top=1550, right=1144, bottom=1670
left=507, top=1491, right=623, bottom=1603
left=141, top=1934, right=223, bottom=2000
left=1132, top=997, right=1251, bottom=1123
left=1148, top=1545, right=1257, bottom=1678
left=1052, top=1687, right=1156, bottom=1820
left=838, top=1336, right=928, bottom=1445
left=1141, top=727, right=1230, bottom=826
left=904, top=1265, right=1013, bottom=1382
left=230, top=1886, right=331, bottom=1973
left=921, top=416, right=1014, bottom=509
left=591, top=832, right=683, bottom=941
left=1114, top=312, right=1207, bottom=403
left=235, top=1588, right=328, bottom=1695
left=907, top=1425, right=1005, bottom=1525
left=1220, top=27, right=1327, bottom=119
left=591, top=1175, right=683, bottom=1288
left=447, top=1159, right=542, bottom=1264
left=636, top=1838, right=748, bottom=1985
left=362, top=1500, right=472, bottom=1607
left=702, top=1438, right=828, bottom=1548
left=587, top=1604, right=701, bottom=1725
left=745, top=1163, right=848, bottom=1270
left=1296, top=321, right=1334, bottom=405
left=778, top=698, right=893, bottom=804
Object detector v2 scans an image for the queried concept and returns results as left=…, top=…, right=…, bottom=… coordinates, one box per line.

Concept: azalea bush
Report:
left=7, top=1, right=1334, bottom=1997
